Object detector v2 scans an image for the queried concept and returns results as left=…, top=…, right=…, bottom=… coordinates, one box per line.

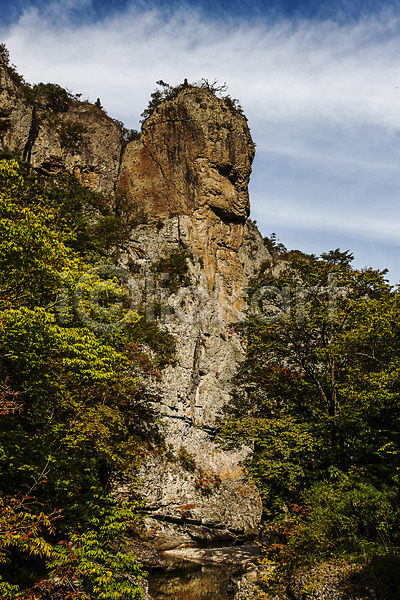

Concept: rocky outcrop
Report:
left=0, top=55, right=123, bottom=199
left=119, top=87, right=253, bottom=221
left=0, top=57, right=33, bottom=158
left=30, top=97, right=123, bottom=197
left=119, top=87, right=257, bottom=321
left=115, top=89, right=270, bottom=543
left=163, top=543, right=260, bottom=567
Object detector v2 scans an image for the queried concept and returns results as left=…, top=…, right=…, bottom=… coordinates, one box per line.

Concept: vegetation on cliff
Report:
left=0, top=157, right=174, bottom=599
left=222, top=249, right=400, bottom=598
left=140, top=78, right=244, bottom=123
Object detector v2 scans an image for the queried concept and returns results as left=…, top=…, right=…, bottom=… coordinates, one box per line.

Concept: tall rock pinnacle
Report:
left=119, top=87, right=257, bottom=320
left=119, top=87, right=254, bottom=222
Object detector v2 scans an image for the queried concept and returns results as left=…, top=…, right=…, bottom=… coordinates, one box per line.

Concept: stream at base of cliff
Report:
left=148, top=563, right=238, bottom=599
left=146, top=543, right=260, bottom=600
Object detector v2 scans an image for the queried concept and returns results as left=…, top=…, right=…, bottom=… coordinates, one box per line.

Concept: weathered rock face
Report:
left=116, top=90, right=270, bottom=543
left=119, top=88, right=253, bottom=221
left=119, top=88, right=256, bottom=321
left=0, top=56, right=123, bottom=199
left=0, top=57, right=33, bottom=158
left=30, top=98, right=123, bottom=198
left=117, top=216, right=268, bottom=544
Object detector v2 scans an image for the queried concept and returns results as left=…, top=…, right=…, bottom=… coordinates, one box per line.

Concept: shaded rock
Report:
left=163, top=542, right=260, bottom=567
left=123, top=539, right=170, bottom=569
left=141, top=518, right=236, bottom=550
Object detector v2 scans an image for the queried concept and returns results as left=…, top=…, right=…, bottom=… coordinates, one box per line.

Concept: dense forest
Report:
left=222, top=245, right=400, bottom=597
left=0, top=156, right=176, bottom=599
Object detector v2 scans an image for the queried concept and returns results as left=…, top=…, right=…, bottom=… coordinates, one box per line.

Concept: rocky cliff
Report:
left=0, top=58, right=271, bottom=544
left=0, top=54, right=123, bottom=197
left=118, top=87, right=255, bottom=321
left=116, top=88, right=269, bottom=545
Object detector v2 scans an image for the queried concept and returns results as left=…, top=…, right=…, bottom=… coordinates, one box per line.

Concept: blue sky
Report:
left=2, top=0, right=400, bottom=281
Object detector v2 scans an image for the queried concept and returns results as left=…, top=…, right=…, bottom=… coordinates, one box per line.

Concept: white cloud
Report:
left=5, top=5, right=400, bottom=129
left=2, top=2, right=400, bottom=278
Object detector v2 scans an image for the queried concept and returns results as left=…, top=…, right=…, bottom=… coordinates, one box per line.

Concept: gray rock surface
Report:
left=116, top=212, right=267, bottom=542
left=163, top=543, right=260, bottom=567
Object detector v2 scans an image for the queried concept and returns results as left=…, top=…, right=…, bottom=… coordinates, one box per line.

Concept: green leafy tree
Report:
left=0, top=158, right=174, bottom=598
left=221, top=251, right=400, bottom=573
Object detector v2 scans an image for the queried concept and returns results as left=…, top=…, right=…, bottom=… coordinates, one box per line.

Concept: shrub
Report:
left=122, top=128, right=141, bottom=143
left=141, top=78, right=244, bottom=122
left=32, top=82, right=72, bottom=112
left=59, top=120, right=87, bottom=151
left=178, top=447, right=197, bottom=472
left=152, top=247, right=191, bottom=294
left=0, top=43, right=10, bottom=65
left=128, top=318, right=176, bottom=368
left=292, top=476, right=399, bottom=558
left=263, top=232, right=287, bottom=255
